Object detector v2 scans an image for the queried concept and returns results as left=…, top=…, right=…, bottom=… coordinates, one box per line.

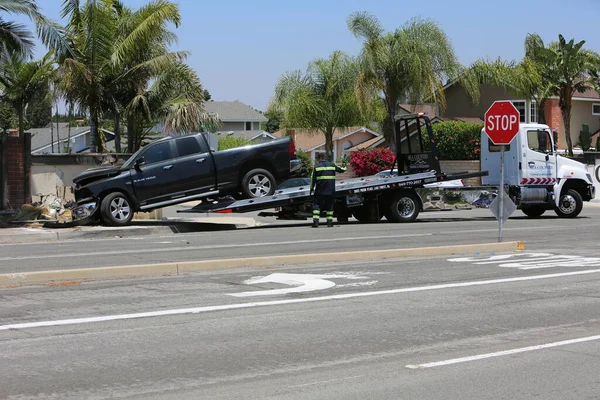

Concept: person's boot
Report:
left=327, top=221, right=334, bottom=227
left=312, top=219, right=319, bottom=228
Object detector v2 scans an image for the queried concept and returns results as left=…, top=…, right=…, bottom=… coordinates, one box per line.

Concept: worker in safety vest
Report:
left=310, top=153, right=347, bottom=227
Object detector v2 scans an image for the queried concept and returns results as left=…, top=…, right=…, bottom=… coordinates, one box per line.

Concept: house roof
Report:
left=29, top=123, right=115, bottom=154
left=398, top=103, right=436, bottom=117
left=274, top=126, right=380, bottom=151
left=346, top=135, right=386, bottom=151
left=214, top=130, right=276, bottom=141
left=204, top=101, right=268, bottom=122
left=572, top=87, right=600, bottom=100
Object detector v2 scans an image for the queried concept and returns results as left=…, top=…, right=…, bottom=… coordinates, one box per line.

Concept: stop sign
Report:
left=484, top=101, right=521, bottom=145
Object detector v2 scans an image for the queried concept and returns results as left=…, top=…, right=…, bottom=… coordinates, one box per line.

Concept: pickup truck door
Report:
left=521, top=128, right=557, bottom=185
left=172, top=136, right=216, bottom=195
left=130, top=141, right=178, bottom=205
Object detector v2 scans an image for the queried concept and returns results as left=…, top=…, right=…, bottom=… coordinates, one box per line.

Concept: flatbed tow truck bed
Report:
left=178, top=169, right=488, bottom=222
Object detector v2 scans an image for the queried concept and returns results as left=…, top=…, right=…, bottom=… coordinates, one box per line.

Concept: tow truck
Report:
left=178, top=114, right=488, bottom=223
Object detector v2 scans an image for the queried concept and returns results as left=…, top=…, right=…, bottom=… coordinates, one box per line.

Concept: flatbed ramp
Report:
left=179, top=170, right=486, bottom=215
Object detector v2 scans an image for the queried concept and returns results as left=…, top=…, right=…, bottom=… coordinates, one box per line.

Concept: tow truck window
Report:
left=143, top=142, right=174, bottom=164
left=488, top=139, right=510, bottom=152
left=527, top=130, right=552, bottom=154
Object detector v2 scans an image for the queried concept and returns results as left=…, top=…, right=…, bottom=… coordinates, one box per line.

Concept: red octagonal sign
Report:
left=484, top=101, right=521, bottom=145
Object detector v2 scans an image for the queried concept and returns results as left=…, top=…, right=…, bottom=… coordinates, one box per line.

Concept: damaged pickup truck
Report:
left=71, top=132, right=299, bottom=226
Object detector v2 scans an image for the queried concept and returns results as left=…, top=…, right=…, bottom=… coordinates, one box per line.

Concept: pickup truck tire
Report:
left=100, top=192, right=134, bottom=226
left=554, top=189, right=583, bottom=218
left=387, top=191, right=420, bottom=223
left=521, top=206, right=546, bottom=218
left=241, top=168, right=276, bottom=198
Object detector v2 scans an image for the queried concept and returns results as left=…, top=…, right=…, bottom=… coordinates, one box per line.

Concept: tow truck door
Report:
left=521, top=128, right=557, bottom=186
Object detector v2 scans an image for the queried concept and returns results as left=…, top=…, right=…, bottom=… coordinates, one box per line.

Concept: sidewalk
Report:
left=0, top=215, right=262, bottom=245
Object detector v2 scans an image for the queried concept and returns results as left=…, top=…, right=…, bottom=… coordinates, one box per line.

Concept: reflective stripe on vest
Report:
left=316, top=176, right=336, bottom=180
left=315, top=166, right=337, bottom=171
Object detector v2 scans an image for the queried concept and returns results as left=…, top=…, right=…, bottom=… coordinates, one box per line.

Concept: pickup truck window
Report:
left=144, top=142, right=175, bottom=164
left=527, top=130, right=552, bottom=154
left=176, top=136, right=203, bottom=157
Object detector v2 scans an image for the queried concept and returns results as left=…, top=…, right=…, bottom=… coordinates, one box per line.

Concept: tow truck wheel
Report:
left=554, top=189, right=583, bottom=218
left=387, top=191, right=420, bottom=223
left=100, top=192, right=133, bottom=226
left=521, top=206, right=546, bottom=218
left=241, top=168, right=276, bottom=198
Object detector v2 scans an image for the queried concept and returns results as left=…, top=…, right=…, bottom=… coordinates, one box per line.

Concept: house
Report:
left=204, top=100, right=268, bottom=131
left=440, top=81, right=600, bottom=149
left=274, top=126, right=382, bottom=161
left=29, top=122, right=116, bottom=154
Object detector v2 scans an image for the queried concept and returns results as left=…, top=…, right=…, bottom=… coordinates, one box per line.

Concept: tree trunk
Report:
left=114, top=111, right=121, bottom=153
left=127, top=116, right=135, bottom=153
left=386, top=95, right=397, bottom=153
left=89, top=110, right=99, bottom=153
left=560, top=94, right=574, bottom=157
left=55, top=115, right=60, bottom=153
left=325, top=127, right=334, bottom=161
left=537, top=99, right=547, bottom=125
left=17, top=106, right=30, bottom=204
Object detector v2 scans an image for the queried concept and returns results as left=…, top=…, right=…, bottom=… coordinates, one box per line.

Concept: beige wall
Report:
left=443, top=83, right=519, bottom=119
left=570, top=101, right=600, bottom=147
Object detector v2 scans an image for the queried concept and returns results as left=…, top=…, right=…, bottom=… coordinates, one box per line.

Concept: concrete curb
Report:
left=0, top=241, right=525, bottom=286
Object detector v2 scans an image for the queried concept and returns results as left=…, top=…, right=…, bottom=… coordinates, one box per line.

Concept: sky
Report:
left=11, top=0, right=600, bottom=112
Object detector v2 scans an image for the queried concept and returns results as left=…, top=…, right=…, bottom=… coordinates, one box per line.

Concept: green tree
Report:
left=470, top=34, right=600, bottom=156
left=60, top=0, right=215, bottom=153
left=347, top=12, right=476, bottom=150
left=262, top=108, right=282, bottom=133
left=271, top=50, right=367, bottom=160
left=0, top=0, right=70, bottom=59
left=0, top=52, right=54, bottom=137
left=203, top=89, right=211, bottom=101
left=25, top=83, right=51, bottom=127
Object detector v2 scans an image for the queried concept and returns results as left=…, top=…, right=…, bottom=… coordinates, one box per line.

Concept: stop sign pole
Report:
left=484, top=101, right=520, bottom=242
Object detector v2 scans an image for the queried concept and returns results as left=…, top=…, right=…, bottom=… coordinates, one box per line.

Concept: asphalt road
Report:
left=2, top=250, right=600, bottom=399
left=1, top=206, right=600, bottom=273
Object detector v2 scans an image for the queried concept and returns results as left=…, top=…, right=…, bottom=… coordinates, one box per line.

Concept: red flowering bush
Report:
left=433, top=121, right=483, bottom=160
left=349, top=148, right=395, bottom=177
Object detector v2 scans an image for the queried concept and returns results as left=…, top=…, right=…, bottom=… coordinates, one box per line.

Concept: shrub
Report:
left=295, top=150, right=313, bottom=177
left=432, top=121, right=483, bottom=160
left=349, top=148, right=395, bottom=177
left=218, top=136, right=251, bottom=150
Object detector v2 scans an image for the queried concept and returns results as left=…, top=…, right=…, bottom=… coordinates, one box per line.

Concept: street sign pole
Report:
left=499, top=145, right=505, bottom=242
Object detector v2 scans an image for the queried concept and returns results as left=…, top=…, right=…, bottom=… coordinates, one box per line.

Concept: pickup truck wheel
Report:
left=521, top=206, right=546, bottom=218
left=241, top=168, right=276, bottom=198
left=387, top=191, right=420, bottom=223
left=100, top=192, right=133, bottom=226
left=554, top=189, right=583, bottom=218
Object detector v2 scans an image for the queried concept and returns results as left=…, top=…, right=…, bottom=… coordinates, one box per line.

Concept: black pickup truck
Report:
left=72, top=133, right=299, bottom=226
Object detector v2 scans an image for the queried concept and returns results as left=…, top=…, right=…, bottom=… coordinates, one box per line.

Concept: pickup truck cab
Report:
left=72, top=132, right=298, bottom=226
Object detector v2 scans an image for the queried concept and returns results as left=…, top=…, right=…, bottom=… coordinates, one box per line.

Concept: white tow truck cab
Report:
left=481, top=123, right=595, bottom=218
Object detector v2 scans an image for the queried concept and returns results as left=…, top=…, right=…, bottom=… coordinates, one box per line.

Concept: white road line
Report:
left=0, top=233, right=432, bottom=261
left=405, top=334, right=600, bottom=369
left=2, top=268, right=600, bottom=331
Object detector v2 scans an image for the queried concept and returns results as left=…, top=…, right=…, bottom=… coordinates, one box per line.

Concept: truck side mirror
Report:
left=134, top=157, right=145, bottom=170
left=545, top=154, right=550, bottom=161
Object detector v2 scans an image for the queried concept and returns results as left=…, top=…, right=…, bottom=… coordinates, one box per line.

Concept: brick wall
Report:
left=545, top=99, right=562, bottom=148
left=0, top=133, right=31, bottom=210
left=439, top=160, right=481, bottom=186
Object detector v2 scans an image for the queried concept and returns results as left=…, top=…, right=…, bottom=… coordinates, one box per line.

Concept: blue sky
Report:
left=11, top=0, right=600, bottom=112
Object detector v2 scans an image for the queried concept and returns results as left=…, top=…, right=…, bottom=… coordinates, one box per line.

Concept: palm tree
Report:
left=549, top=35, right=600, bottom=156
left=0, top=51, right=54, bottom=137
left=0, top=0, right=70, bottom=59
left=60, top=0, right=215, bottom=153
left=270, top=50, right=369, bottom=160
left=347, top=12, right=477, bottom=150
